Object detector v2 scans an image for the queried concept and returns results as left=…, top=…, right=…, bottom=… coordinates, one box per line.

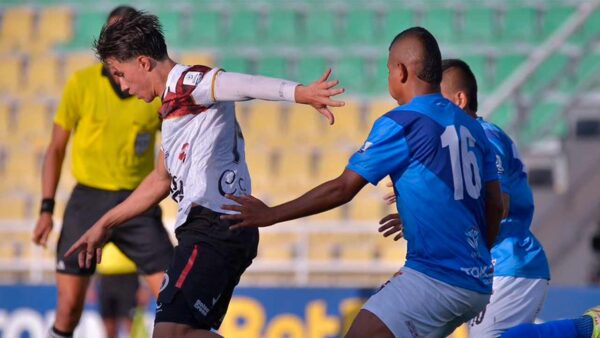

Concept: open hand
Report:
left=220, top=194, right=275, bottom=229
left=64, top=222, right=111, bottom=269
left=378, top=213, right=404, bottom=241
left=295, top=69, right=345, bottom=125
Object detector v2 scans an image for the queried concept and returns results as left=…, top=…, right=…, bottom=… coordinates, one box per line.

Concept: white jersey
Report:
left=160, top=64, right=251, bottom=229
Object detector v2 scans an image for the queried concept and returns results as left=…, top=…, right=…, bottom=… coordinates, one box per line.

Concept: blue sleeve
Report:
left=347, top=117, right=410, bottom=185
left=481, top=132, right=500, bottom=184
left=486, top=130, right=510, bottom=192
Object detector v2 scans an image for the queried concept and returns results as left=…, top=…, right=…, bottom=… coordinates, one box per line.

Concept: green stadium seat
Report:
left=541, top=6, right=575, bottom=39
left=501, top=6, right=539, bottom=42
left=343, top=9, right=376, bottom=44
left=296, top=56, right=329, bottom=86
left=227, top=9, right=260, bottom=44
left=188, top=9, right=222, bottom=46
left=572, top=9, right=600, bottom=44
left=493, top=54, right=526, bottom=86
left=371, top=56, right=389, bottom=95
left=256, top=56, right=288, bottom=79
left=521, top=102, right=564, bottom=143
left=525, top=54, right=569, bottom=94
left=461, top=55, right=490, bottom=92
left=265, top=9, right=298, bottom=43
left=461, top=7, right=496, bottom=42
left=421, top=7, right=458, bottom=43
left=381, top=8, right=415, bottom=44
left=489, top=103, right=516, bottom=130
left=575, top=54, right=600, bottom=84
left=158, top=10, right=184, bottom=47
left=219, top=55, right=250, bottom=73
left=66, top=10, right=105, bottom=49
left=304, top=9, right=337, bottom=44
left=334, top=57, right=367, bottom=92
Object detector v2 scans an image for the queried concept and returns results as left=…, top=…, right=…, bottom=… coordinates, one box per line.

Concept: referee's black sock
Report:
left=47, top=326, right=73, bottom=338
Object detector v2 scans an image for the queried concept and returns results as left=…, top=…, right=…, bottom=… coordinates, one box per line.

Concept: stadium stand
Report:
left=0, top=1, right=599, bottom=286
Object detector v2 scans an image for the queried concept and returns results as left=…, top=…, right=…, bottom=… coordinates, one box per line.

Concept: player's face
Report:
left=106, top=57, right=154, bottom=103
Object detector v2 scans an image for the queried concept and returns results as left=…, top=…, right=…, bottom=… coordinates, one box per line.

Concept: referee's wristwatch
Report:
left=40, top=198, right=55, bottom=215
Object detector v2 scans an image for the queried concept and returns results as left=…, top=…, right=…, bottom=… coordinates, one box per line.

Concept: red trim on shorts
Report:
left=176, top=244, right=198, bottom=288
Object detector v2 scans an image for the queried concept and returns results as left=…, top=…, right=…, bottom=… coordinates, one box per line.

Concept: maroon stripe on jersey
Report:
left=176, top=244, right=198, bottom=288
left=160, top=65, right=213, bottom=120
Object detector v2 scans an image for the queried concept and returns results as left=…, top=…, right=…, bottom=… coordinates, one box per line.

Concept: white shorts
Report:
left=363, top=267, right=491, bottom=338
left=468, top=276, right=549, bottom=338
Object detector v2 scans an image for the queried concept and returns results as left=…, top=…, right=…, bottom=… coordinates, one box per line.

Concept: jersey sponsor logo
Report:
left=194, top=298, right=210, bottom=316
left=178, top=143, right=190, bottom=163
left=135, top=132, right=152, bottom=155
left=56, top=260, right=65, bottom=270
left=460, top=265, right=494, bottom=284
left=465, top=227, right=481, bottom=258
left=171, top=176, right=184, bottom=202
left=183, top=71, right=204, bottom=86
left=218, top=169, right=248, bottom=197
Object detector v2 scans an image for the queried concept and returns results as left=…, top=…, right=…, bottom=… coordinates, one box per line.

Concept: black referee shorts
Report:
left=97, top=273, right=140, bottom=319
left=56, top=184, right=174, bottom=276
left=154, top=206, right=258, bottom=330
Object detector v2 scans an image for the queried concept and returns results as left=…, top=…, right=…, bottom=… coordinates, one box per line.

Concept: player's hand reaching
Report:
left=32, top=213, right=53, bottom=248
left=295, top=68, right=345, bottom=125
left=378, top=213, right=404, bottom=241
left=221, top=194, right=275, bottom=229
left=64, top=222, right=111, bottom=269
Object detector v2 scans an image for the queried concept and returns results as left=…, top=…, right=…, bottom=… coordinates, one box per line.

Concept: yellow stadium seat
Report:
left=25, top=54, right=61, bottom=97
left=245, top=101, right=283, bottom=141
left=285, top=104, right=326, bottom=143
left=323, top=100, right=364, bottom=144
left=316, top=149, right=352, bottom=181
left=35, top=7, right=73, bottom=49
left=376, top=237, right=407, bottom=264
left=245, top=150, right=271, bottom=192
left=0, top=101, right=13, bottom=136
left=349, top=192, right=387, bottom=221
left=0, top=55, right=24, bottom=95
left=179, top=52, right=215, bottom=67
left=0, top=7, right=35, bottom=52
left=339, top=234, right=377, bottom=262
left=308, top=233, right=338, bottom=262
left=0, top=194, right=31, bottom=219
left=256, top=232, right=297, bottom=261
left=274, top=149, right=313, bottom=183
left=16, top=101, right=52, bottom=138
left=367, top=98, right=398, bottom=126
left=63, top=52, right=97, bottom=81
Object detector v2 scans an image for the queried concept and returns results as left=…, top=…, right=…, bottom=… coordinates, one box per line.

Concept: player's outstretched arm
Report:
left=484, top=180, right=503, bottom=249
left=213, top=68, right=345, bottom=124
left=64, top=152, right=171, bottom=268
left=221, top=169, right=367, bottom=228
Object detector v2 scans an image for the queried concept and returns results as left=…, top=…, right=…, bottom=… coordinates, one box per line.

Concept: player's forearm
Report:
left=99, top=170, right=170, bottom=229
left=41, top=144, right=66, bottom=199
left=484, top=182, right=503, bottom=249
left=270, top=178, right=354, bottom=224
left=213, top=71, right=298, bottom=102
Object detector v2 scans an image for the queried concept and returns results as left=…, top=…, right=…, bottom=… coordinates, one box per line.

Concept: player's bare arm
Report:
left=214, top=68, right=345, bottom=124
left=221, top=169, right=367, bottom=229
left=64, top=151, right=171, bottom=268
left=485, top=180, right=503, bottom=249
left=32, top=124, right=71, bottom=247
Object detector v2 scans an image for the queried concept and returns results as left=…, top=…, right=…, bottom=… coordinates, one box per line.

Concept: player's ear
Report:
left=138, top=56, right=153, bottom=72
left=456, top=91, right=468, bottom=110
left=399, top=63, right=409, bottom=84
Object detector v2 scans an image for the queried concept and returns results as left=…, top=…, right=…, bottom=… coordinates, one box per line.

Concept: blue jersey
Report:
left=348, top=94, right=499, bottom=294
left=478, top=118, right=550, bottom=280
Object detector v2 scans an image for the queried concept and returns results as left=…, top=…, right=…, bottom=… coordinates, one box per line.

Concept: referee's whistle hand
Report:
left=221, top=194, right=274, bottom=229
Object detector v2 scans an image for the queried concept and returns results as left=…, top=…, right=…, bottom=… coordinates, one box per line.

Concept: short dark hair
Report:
left=442, top=59, right=479, bottom=112
left=389, top=27, right=442, bottom=85
left=107, top=5, right=138, bottom=23
left=94, top=11, right=168, bottom=63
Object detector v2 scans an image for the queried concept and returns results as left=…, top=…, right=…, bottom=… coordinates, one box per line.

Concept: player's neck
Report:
left=153, top=58, right=178, bottom=98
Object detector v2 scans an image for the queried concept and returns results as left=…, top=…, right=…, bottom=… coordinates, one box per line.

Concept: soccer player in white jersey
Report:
left=380, top=58, right=551, bottom=337
left=221, top=27, right=504, bottom=337
left=65, top=11, right=344, bottom=338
